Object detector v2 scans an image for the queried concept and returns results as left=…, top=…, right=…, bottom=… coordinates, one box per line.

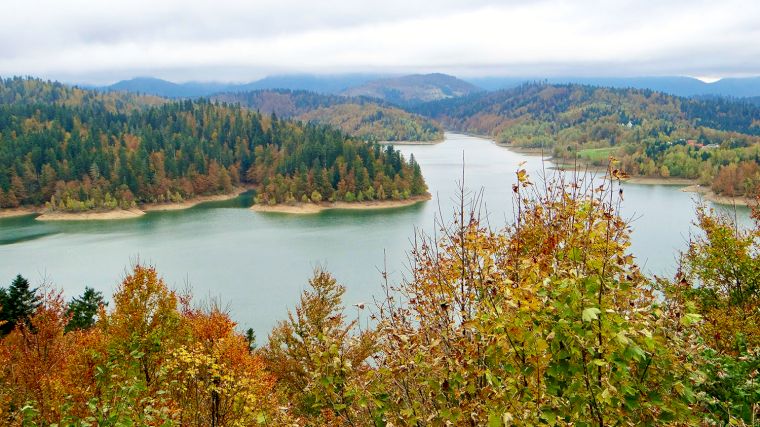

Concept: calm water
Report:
left=0, top=133, right=751, bottom=335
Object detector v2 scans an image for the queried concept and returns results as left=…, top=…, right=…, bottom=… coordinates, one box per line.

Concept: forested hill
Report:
left=105, top=77, right=231, bottom=99
left=413, top=83, right=760, bottom=197
left=413, top=83, right=760, bottom=139
left=466, top=75, right=760, bottom=98
left=212, top=89, right=442, bottom=142
left=1, top=76, right=165, bottom=111
left=341, top=73, right=482, bottom=106
left=0, top=80, right=427, bottom=212
left=102, top=74, right=385, bottom=98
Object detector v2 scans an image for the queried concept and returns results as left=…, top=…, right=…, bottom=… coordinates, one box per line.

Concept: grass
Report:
left=577, top=147, right=619, bottom=162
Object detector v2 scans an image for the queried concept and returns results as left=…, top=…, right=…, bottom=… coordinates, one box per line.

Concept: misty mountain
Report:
left=237, top=74, right=385, bottom=94
left=102, top=74, right=387, bottom=98
left=466, top=76, right=760, bottom=98
left=341, top=73, right=483, bottom=106
left=411, top=82, right=760, bottom=144
left=102, top=74, right=760, bottom=102
left=212, top=89, right=442, bottom=142
left=104, top=77, right=233, bottom=98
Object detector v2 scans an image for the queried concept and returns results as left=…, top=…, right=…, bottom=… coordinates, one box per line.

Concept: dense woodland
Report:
left=414, top=83, right=760, bottom=197
left=341, top=73, right=482, bottom=106
left=0, top=171, right=757, bottom=426
left=0, top=76, right=165, bottom=111
left=0, top=78, right=427, bottom=212
left=212, top=89, right=443, bottom=142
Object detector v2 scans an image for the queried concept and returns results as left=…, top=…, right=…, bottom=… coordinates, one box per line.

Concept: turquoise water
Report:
left=0, top=133, right=751, bottom=335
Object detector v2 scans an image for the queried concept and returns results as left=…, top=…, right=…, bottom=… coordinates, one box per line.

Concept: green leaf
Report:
left=628, top=344, right=646, bottom=361
left=615, top=331, right=630, bottom=345
left=488, top=412, right=502, bottom=427
left=582, top=307, right=601, bottom=322
left=680, top=312, right=702, bottom=326
left=568, top=247, right=583, bottom=262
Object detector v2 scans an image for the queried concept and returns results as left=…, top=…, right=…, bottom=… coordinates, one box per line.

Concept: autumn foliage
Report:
left=0, top=266, right=281, bottom=426
left=0, top=170, right=758, bottom=426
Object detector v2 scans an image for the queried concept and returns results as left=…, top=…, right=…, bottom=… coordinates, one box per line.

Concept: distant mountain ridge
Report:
left=239, top=74, right=384, bottom=94
left=341, top=73, right=482, bottom=106
left=106, top=77, right=231, bottom=99
left=212, top=89, right=442, bottom=142
left=465, top=76, right=760, bottom=98
left=101, top=73, right=760, bottom=102
left=101, top=74, right=386, bottom=98
left=102, top=73, right=480, bottom=103
left=412, top=83, right=760, bottom=142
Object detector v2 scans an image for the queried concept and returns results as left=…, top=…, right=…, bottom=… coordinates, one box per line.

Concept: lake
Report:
left=0, top=133, right=752, bottom=335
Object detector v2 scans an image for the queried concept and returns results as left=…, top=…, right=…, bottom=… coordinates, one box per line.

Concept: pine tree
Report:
left=0, top=274, right=40, bottom=335
left=245, top=327, right=257, bottom=352
left=65, top=286, right=105, bottom=332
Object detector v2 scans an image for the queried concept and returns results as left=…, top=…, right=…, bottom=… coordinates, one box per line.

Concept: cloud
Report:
left=1, top=0, right=758, bottom=83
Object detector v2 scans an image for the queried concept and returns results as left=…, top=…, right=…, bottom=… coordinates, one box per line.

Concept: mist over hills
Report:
left=101, top=74, right=386, bottom=99
left=467, top=76, right=760, bottom=98
left=340, top=73, right=482, bottom=106
left=239, top=74, right=384, bottom=94
left=100, top=73, right=480, bottom=104
left=106, top=77, right=231, bottom=98
left=211, top=89, right=442, bottom=142
left=100, top=73, right=760, bottom=105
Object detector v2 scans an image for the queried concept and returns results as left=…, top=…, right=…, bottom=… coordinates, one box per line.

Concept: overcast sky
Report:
left=2, top=0, right=759, bottom=84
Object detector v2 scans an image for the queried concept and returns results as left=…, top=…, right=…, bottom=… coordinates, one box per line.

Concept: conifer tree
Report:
left=65, top=286, right=105, bottom=332
left=0, top=274, right=40, bottom=335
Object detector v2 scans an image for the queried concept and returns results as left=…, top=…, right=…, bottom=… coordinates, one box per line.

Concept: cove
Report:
left=0, top=133, right=751, bottom=335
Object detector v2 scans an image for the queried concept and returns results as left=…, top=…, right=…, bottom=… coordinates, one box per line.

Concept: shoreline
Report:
left=36, top=208, right=145, bottom=221
left=526, top=152, right=700, bottom=186
left=251, top=194, right=431, bottom=214
left=497, top=143, right=552, bottom=157
left=497, top=143, right=754, bottom=205
left=623, top=177, right=696, bottom=186
left=378, top=139, right=444, bottom=146
left=681, top=184, right=754, bottom=207
left=142, top=187, right=250, bottom=212
left=0, top=207, right=38, bottom=219
left=454, top=130, right=496, bottom=141
left=2, top=187, right=252, bottom=222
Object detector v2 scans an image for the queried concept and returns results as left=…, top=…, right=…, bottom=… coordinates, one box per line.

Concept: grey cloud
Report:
left=1, top=0, right=758, bottom=84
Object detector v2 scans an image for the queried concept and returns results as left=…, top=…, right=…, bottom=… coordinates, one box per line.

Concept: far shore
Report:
left=36, top=208, right=145, bottom=221
left=251, top=194, right=431, bottom=215
left=378, top=139, right=444, bottom=145
left=0, top=207, right=38, bottom=219
left=523, top=151, right=699, bottom=186
left=623, top=176, right=696, bottom=186
left=498, top=143, right=756, bottom=206
left=497, top=143, right=552, bottom=157
left=0, top=187, right=252, bottom=222
left=141, top=187, right=251, bottom=212
left=681, top=184, right=755, bottom=207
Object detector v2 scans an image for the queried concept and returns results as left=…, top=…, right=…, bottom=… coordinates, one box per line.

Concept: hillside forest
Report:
left=0, top=78, right=428, bottom=212
left=212, top=90, right=443, bottom=143
left=5, top=76, right=760, bottom=209
left=414, top=83, right=760, bottom=198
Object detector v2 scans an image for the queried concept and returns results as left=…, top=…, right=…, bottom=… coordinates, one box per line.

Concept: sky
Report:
left=2, top=0, right=760, bottom=84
